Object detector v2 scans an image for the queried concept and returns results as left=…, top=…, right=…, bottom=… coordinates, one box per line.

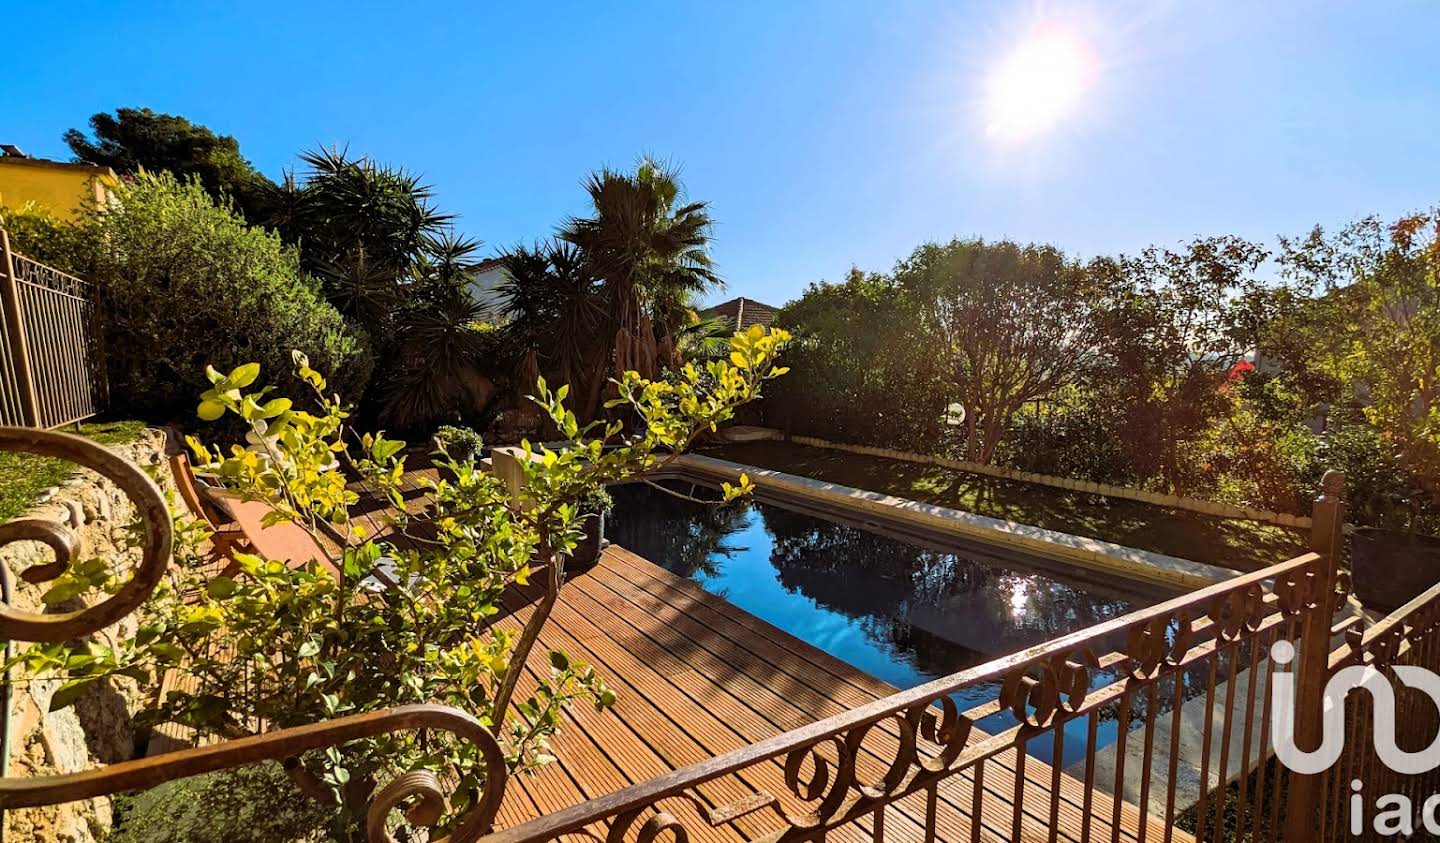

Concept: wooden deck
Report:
left=343, top=462, right=1186, bottom=843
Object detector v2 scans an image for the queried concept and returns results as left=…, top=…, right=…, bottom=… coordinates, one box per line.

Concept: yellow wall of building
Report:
left=0, top=160, right=117, bottom=221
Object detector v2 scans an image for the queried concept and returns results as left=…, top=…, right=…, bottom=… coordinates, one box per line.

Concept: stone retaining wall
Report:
left=2, top=428, right=172, bottom=843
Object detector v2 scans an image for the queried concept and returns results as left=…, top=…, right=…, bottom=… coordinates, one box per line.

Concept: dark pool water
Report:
left=606, top=481, right=1174, bottom=765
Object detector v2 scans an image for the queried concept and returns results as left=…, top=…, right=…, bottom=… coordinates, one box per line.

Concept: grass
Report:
left=0, top=419, right=148, bottom=523
left=701, top=440, right=1308, bottom=569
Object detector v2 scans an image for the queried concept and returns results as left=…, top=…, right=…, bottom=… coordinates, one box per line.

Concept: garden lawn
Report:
left=0, top=420, right=148, bottom=523
left=701, top=440, right=1308, bottom=569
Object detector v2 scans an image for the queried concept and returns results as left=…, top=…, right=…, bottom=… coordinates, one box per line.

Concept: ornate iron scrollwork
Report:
left=0, top=427, right=172, bottom=642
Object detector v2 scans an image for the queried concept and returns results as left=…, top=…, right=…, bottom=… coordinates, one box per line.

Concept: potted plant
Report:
left=432, top=424, right=484, bottom=463
left=570, top=485, right=614, bottom=568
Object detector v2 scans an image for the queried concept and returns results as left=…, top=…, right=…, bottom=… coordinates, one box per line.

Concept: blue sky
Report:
left=4, top=2, right=1437, bottom=307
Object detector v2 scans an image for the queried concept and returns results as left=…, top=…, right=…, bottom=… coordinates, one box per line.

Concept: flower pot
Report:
left=1350, top=527, right=1440, bottom=612
left=571, top=511, right=607, bottom=568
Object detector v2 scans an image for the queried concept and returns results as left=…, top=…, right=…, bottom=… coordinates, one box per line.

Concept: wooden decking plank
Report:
left=557, top=574, right=968, bottom=843
left=591, top=552, right=1165, bottom=842
left=572, top=560, right=1083, bottom=843
left=496, top=607, right=762, bottom=843
left=576, top=559, right=1085, bottom=843
left=501, top=578, right=906, bottom=843
left=496, top=590, right=785, bottom=839
left=597, top=554, right=1166, bottom=842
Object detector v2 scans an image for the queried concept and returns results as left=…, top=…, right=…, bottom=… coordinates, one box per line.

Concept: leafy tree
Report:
left=1278, top=212, right=1440, bottom=512
left=15, top=326, right=789, bottom=839
left=898, top=239, right=1108, bottom=464
left=13, top=172, right=371, bottom=419
left=64, top=107, right=273, bottom=221
left=1088, top=236, right=1271, bottom=492
left=768, top=267, right=947, bottom=448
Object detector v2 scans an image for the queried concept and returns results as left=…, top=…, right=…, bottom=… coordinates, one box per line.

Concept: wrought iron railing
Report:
left=1314, top=575, right=1440, bottom=839
left=2, top=428, right=1437, bottom=843
left=475, top=552, right=1330, bottom=843
left=0, top=231, right=108, bottom=428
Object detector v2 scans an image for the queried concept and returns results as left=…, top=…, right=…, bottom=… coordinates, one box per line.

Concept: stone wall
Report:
left=2, top=428, right=172, bottom=843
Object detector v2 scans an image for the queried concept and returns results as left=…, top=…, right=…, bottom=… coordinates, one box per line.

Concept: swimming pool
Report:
left=606, top=479, right=1178, bottom=765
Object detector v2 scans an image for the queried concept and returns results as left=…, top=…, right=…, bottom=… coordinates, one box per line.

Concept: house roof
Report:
left=702, top=296, right=779, bottom=330
left=0, top=148, right=117, bottom=180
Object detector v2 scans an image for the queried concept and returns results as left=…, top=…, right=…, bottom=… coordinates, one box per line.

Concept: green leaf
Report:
left=197, top=399, right=225, bottom=421
left=49, top=678, right=94, bottom=712
left=260, top=398, right=292, bottom=418
left=372, top=438, right=405, bottom=461
left=549, top=650, right=570, bottom=672
left=205, top=576, right=238, bottom=599
left=41, top=578, right=87, bottom=605
left=229, top=362, right=261, bottom=388
left=149, top=642, right=185, bottom=662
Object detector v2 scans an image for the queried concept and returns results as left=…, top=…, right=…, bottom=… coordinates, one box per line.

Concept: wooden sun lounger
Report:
left=199, top=487, right=342, bottom=579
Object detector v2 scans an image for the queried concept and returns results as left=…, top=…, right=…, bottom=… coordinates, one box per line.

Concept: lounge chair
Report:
left=168, top=451, right=342, bottom=579
left=200, top=487, right=342, bottom=579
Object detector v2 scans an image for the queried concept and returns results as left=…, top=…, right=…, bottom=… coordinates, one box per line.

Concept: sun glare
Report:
left=984, top=23, right=1098, bottom=142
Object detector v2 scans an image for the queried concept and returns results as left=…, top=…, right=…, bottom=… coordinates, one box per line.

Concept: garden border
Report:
left=726, top=429, right=1313, bottom=530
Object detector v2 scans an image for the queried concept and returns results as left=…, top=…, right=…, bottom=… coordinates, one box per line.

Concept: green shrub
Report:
left=1303, top=424, right=1440, bottom=534
left=0, top=204, right=87, bottom=265
left=20, top=173, right=372, bottom=420
left=998, top=400, right=1138, bottom=486
left=432, top=423, right=484, bottom=459
left=109, top=762, right=331, bottom=843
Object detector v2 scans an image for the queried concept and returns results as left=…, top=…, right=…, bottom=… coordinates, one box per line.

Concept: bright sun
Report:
left=984, top=23, right=1099, bottom=142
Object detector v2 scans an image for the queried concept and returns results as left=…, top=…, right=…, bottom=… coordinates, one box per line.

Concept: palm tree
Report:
left=262, top=146, right=454, bottom=340
left=672, top=312, right=736, bottom=363
left=556, top=158, right=725, bottom=416
left=379, top=233, right=496, bottom=428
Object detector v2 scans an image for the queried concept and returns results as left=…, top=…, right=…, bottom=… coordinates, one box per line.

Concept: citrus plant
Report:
left=14, top=326, right=790, bottom=838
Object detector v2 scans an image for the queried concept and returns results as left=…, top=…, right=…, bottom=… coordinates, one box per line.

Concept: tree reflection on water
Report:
left=606, top=481, right=1194, bottom=766
left=607, top=482, right=1142, bottom=682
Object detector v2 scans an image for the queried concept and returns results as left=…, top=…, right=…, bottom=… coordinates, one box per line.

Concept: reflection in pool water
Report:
left=606, top=481, right=1175, bottom=765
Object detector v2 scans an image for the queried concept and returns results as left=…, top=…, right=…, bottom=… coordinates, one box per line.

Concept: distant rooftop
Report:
left=703, top=296, right=778, bottom=330
left=0, top=144, right=117, bottom=178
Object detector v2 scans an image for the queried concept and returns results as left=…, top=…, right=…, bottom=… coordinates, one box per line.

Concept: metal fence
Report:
left=0, top=229, right=106, bottom=428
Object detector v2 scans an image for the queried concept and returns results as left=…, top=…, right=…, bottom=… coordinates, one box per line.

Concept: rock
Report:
left=2, top=428, right=172, bottom=842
